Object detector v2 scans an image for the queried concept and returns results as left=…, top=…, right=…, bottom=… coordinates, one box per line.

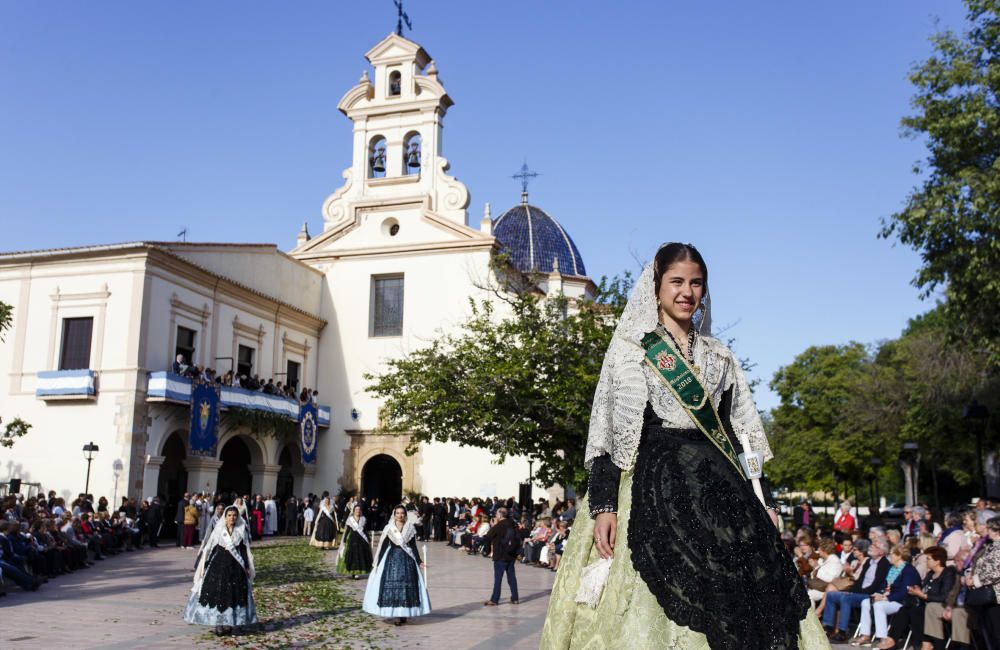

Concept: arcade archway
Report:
left=361, top=454, right=403, bottom=506
left=217, top=437, right=253, bottom=499
left=158, top=432, right=188, bottom=538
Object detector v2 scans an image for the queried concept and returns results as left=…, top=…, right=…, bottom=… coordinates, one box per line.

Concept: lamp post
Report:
left=899, top=442, right=920, bottom=506
left=870, top=456, right=883, bottom=513
left=82, top=442, right=100, bottom=496
left=964, top=399, right=990, bottom=497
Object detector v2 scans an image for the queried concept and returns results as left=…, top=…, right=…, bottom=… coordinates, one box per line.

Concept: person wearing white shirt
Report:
left=303, top=503, right=315, bottom=537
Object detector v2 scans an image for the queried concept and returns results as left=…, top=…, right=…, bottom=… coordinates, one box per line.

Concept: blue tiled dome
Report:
left=493, top=199, right=587, bottom=276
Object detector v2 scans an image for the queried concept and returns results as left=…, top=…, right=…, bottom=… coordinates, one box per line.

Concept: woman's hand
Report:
left=593, top=512, right=617, bottom=560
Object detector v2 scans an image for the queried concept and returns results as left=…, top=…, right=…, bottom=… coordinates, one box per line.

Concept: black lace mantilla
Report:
left=198, top=543, right=251, bottom=612
left=627, top=401, right=808, bottom=650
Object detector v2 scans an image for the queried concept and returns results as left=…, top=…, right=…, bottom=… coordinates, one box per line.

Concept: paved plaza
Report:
left=1, top=539, right=851, bottom=649
left=0, top=539, right=556, bottom=650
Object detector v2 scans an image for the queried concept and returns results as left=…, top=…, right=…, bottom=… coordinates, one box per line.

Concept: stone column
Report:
left=300, top=465, right=317, bottom=497
left=142, top=456, right=165, bottom=499
left=250, top=463, right=282, bottom=497
left=184, top=458, right=224, bottom=496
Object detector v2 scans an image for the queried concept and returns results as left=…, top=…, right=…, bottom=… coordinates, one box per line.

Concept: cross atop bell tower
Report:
left=316, top=32, right=469, bottom=231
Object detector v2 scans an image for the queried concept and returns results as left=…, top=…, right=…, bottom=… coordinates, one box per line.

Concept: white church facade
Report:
left=0, top=33, right=594, bottom=509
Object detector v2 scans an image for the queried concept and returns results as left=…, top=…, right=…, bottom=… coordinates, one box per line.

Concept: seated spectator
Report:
left=807, top=539, right=843, bottom=608
left=877, top=545, right=955, bottom=649
left=522, top=517, right=552, bottom=565
left=823, top=539, right=890, bottom=642
left=938, top=512, right=968, bottom=566
left=853, top=544, right=920, bottom=646
left=546, top=520, right=570, bottom=571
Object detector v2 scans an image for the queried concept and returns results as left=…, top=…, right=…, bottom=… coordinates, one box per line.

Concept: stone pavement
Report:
left=0, top=539, right=556, bottom=650
left=0, top=540, right=851, bottom=649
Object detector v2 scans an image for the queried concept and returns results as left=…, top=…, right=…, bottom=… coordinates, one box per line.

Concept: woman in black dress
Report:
left=184, top=506, right=257, bottom=636
left=337, top=505, right=374, bottom=578
left=310, top=496, right=339, bottom=549
left=363, top=505, right=431, bottom=625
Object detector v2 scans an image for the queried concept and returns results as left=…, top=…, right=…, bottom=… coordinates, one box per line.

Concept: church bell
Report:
left=370, top=147, right=386, bottom=173
left=406, top=144, right=421, bottom=168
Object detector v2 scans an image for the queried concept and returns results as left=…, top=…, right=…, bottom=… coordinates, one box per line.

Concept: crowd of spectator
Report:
left=788, top=497, right=1000, bottom=649
left=172, top=353, right=319, bottom=402
left=1, top=490, right=171, bottom=596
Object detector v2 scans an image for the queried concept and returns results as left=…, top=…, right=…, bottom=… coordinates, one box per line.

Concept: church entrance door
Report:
left=361, top=454, right=402, bottom=506
left=159, top=432, right=188, bottom=539
left=217, top=437, right=253, bottom=499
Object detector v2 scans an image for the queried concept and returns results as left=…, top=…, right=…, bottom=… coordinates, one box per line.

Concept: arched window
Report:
left=368, top=135, right=387, bottom=179
left=403, top=131, right=421, bottom=175
left=388, top=70, right=402, bottom=97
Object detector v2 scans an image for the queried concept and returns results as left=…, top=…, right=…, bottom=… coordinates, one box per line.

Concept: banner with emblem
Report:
left=299, top=402, right=318, bottom=465
left=189, top=381, right=221, bottom=457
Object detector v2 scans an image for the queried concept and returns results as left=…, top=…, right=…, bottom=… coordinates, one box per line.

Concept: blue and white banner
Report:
left=147, top=372, right=192, bottom=402
left=299, top=402, right=318, bottom=465
left=36, top=370, right=96, bottom=398
left=189, top=381, right=221, bottom=458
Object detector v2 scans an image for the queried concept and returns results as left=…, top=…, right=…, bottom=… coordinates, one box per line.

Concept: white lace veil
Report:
left=583, top=257, right=712, bottom=472
left=192, top=505, right=255, bottom=590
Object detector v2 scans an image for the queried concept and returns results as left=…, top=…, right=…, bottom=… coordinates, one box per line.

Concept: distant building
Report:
left=0, top=33, right=592, bottom=510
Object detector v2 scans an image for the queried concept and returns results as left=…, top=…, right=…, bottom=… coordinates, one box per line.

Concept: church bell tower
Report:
left=315, top=33, right=470, bottom=232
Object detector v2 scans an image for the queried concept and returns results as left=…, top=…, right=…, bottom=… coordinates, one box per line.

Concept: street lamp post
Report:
left=870, top=456, right=883, bottom=513
left=965, top=399, right=989, bottom=498
left=82, top=442, right=100, bottom=496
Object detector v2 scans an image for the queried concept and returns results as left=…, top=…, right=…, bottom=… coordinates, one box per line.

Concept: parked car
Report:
left=880, top=502, right=907, bottom=521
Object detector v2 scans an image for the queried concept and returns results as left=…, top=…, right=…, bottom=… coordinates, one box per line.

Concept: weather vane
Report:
left=394, top=0, right=412, bottom=36
left=512, top=161, right=540, bottom=195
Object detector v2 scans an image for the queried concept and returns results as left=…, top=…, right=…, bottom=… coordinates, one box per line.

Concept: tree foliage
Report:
left=366, top=272, right=632, bottom=492
left=0, top=300, right=31, bottom=448
left=767, top=306, right=999, bottom=504
left=881, top=0, right=1000, bottom=365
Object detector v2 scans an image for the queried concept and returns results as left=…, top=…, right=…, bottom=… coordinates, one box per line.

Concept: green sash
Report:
left=640, top=331, right=746, bottom=479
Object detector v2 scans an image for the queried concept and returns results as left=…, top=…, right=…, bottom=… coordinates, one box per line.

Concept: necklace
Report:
left=659, top=324, right=700, bottom=376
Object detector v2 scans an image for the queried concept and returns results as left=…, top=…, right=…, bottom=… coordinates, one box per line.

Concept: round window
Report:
left=381, top=217, right=401, bottom=238
left=389, top=223, right=400, bottom=236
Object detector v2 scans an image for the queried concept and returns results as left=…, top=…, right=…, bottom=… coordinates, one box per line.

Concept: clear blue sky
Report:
left=0, top=1, right=968, bottom=409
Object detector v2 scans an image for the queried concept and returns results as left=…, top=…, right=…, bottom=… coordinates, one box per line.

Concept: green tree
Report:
left=881, top=0, right=1000, bottom=365
left=0, top=300, right=31, bottom=448
left=767, top=343, right=878, bottom=492
left=366, top=273, right=631, bottom=492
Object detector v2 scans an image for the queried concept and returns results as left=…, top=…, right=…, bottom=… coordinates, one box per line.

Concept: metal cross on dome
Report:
left=394, top=0, right=412, bottom=36
left=512, top=162, right=540, bottom=195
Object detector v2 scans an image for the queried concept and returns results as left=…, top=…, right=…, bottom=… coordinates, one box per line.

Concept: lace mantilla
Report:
left=585, top=264, right=771, bottom=473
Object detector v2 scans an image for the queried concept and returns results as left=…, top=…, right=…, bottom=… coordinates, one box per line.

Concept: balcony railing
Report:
left=36, top=370, right=97, bottom=400
left=146, top=372, right=330, bottom=427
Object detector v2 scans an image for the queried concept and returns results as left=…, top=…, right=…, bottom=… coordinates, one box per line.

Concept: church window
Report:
left=388, top=70, right=401, bottom=96
left=370, top=274, right=404, bottom=337
left=368, top=136, right=387, bottom=178
left=58, top=317, right=93, bottom=370
left=175, top=325, right=196, bottom=366
left=286, top=359, right=300, bottom=392
left=237, top=344, right=255, bottom=378
left=381, top=217, right=400, bottom=237
left=403, top=132, right=421, bottom=175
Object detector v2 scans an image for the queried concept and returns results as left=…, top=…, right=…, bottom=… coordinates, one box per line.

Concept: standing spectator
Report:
left=482, top=507, right=519, bottom=606
left=183, top=500, right=199, bottom=549
left=303, top=499, right=315, bottom=537
left=175, top=493, right=189, bottom=547
left=794, top=498, right=814, bottom=530
left=145, top=497, right=163, bottom=547
left=432, top=498, right=447, bottom=541
left=834, top=501, right=856, bottom=533
left=284, top=497, right=299, bottom=536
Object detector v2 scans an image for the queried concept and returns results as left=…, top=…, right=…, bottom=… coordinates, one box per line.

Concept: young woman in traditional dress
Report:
left=184, top=506, right=257, bottom=636
left=309, top=496, right=339, bottom=549
left=540, top=243, right=829, bottom=650
left=363, top=505, right=431, bottom=626
left=337, top=505, right=374, bottom=579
